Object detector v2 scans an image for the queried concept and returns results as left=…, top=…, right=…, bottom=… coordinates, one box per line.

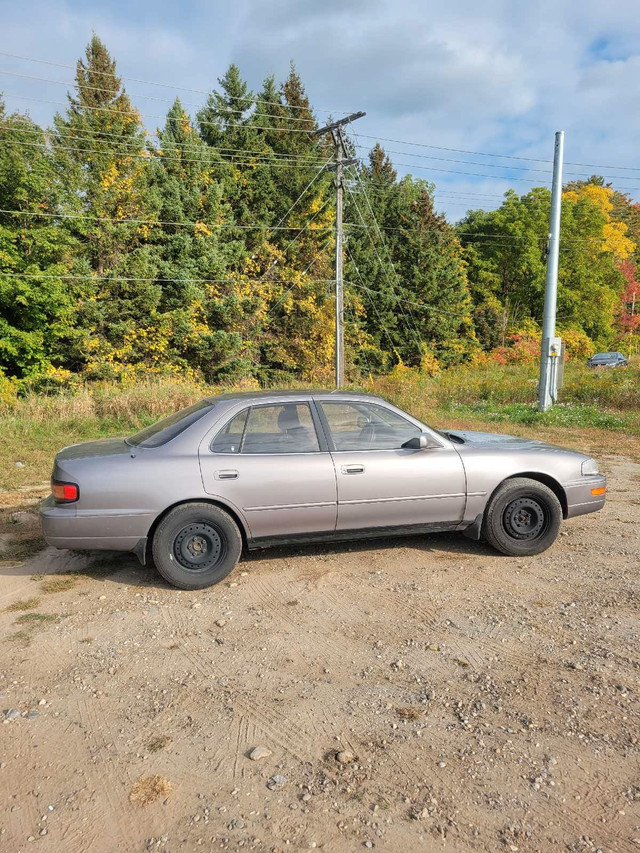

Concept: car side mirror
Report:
left=402, top=433, right=432, bottom=450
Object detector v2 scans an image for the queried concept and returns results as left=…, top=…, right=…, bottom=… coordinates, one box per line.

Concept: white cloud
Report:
left=2, top=0, right=640, bottom=219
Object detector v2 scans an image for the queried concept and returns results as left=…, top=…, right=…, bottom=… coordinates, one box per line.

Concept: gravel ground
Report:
left=0, top=454, right=638, bottom=853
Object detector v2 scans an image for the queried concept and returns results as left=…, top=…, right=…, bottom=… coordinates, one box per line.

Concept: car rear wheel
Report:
left=483, top=477, right=562, bottom=556
left=152, top=502, right=242, bottom=590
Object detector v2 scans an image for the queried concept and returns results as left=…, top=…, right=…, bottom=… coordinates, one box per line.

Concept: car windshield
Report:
left=592, top=353, right=617, bottom=361
left=126, top=400, right=215, bottom=448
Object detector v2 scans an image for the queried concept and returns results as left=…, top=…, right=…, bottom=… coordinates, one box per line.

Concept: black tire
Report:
left=483, top=477, right=562, bottom=556
left=152, top=502, right=242, bottom=590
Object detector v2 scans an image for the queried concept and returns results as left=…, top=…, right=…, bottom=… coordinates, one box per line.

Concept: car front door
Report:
left=318, top=400, right=466, bottom=531
left=199, top=402, right=337, bottom=540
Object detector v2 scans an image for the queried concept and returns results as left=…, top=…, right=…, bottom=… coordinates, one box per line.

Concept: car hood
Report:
left=445, top=429, right=574, bottom=454
left=56, top=437, right=131, bottom=462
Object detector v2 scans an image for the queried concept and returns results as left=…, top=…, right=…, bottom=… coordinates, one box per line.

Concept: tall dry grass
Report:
left=1, top=359, right=638, bottom=491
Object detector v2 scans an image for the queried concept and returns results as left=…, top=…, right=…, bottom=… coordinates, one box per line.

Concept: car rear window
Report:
left=126, top=400, right=215, bottom=448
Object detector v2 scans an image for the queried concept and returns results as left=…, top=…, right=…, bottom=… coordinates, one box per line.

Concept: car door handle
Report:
left=215, top=470, right=239, bottom=480
left=341, top=464, right=365, bottom=474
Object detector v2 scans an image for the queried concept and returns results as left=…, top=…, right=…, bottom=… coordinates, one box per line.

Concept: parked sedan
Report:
left=587, top=351, right=628, bottom=368
left=40, top=391, right=607, bottom=589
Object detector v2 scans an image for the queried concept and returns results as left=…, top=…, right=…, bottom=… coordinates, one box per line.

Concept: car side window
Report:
left=212, top=403, right=321, bottom=454
left=320, top=402, right=422, bottom=451
left=210, top=409, right=249, bottom=454
left=242, top=404, right=320, bottom=454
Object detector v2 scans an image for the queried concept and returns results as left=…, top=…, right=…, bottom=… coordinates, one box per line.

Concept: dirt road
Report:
left=1, top=455, right=639, bottom=852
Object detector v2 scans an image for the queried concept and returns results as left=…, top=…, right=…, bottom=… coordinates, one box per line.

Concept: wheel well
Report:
left=145, top=498, right=249, bottom=559
left=504, top=472, right=568, bottom=518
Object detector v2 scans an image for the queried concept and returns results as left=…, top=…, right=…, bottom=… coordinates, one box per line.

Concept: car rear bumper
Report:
left=39, top=494, right=153, bottom=552
left=564, top=475, right=607, bottom=518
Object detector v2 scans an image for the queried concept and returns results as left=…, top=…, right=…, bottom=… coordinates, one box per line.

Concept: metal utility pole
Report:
left=538, top=130, right=565, bottom=412
left=315, top=111, right=365, bottom=388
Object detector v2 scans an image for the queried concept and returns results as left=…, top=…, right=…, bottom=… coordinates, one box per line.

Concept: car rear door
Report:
left=199, top=401, right=337, bottom=540
left=317, top=400, right=466, bottom=531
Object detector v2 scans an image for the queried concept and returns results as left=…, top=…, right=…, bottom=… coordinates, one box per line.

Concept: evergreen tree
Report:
left=51, top=34, right=160, bottom=377
left=347, top=146, right=474, bottom=368
left=0, top=102, right=81, bottom=379
left=148, top=99, right=256, bottom=380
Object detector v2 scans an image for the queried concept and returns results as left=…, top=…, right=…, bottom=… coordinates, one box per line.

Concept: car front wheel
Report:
left=152, top=502, right=242, bottom=589
left=483, top=477, right=562, bottom=556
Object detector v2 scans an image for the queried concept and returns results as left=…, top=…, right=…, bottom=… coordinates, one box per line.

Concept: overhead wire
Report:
left=0, top=123, right=329, bottom=164
left=356, top=133, right=640, bottom=174
left=3, top=51, right=640, bottom=178
left=0, top=50, right=352, bottom=114
left=1, top=92, right=321, bottom=136
left=343, top=170, right=425, bottom=355
left=0, top=207, right=333, bottom=232
left=0, top=272, right=336, bottom=288
left=0, top=133, right=328, bottom=170
left=0, top=68, right=322, bottom=126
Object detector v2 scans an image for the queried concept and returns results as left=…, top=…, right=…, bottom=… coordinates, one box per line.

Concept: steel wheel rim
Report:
left=503, top=497, right=546, bottom=541
left=173, top=522, right=226, bottom=572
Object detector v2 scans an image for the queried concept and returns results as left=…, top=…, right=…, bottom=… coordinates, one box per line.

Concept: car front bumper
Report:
left=564, top=474, right=607, bottom=518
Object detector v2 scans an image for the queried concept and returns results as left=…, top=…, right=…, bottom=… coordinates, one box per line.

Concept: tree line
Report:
left=1, top=35, right=638, bottom=391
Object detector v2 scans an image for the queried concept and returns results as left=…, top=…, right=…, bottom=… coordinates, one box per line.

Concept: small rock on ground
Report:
left=248, top=745, right=272, bottom=761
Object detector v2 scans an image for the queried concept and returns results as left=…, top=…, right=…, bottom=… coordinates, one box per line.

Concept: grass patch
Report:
left=41, top=576, right=78, bottom=594
left=7, top=612, right=59, bottom=646
left=8, top=628, right=35, bottom=646
left=395, top=706, right=424, bottom=720
left=3, top=597, right=40, bottom=612
left=147, top=735, right=172, bottom=753
left=6, top=536, right=46, bottom=560
left=129, top=775, right=172, bottom=806
left=0, top=363, right=639, bottom=493
left=438, top=400, right=630, bottom=431
left=15, top=612, right=58, bottom=625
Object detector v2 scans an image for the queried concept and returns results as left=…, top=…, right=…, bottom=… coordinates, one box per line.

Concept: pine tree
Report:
left=147, top=99, right=256, bottom=380
left=0, top=101, right=81, bottom=379
left=345, top=145, right=403, bottom=371
left=52, top=34, right=159, bottom=378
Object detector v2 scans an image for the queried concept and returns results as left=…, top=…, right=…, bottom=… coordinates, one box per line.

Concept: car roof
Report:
left=204, top=389, right=387, bottom=405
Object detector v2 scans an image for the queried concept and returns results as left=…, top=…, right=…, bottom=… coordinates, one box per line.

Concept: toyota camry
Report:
left=40, top=391, right=607, bottom=589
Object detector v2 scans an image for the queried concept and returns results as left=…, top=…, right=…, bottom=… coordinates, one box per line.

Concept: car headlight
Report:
left=581, top=459, right=599, bottom=476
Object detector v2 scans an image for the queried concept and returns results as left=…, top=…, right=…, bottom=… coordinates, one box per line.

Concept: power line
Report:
left=1, top=206, right=615, bottom=246
left=265, top=239, right=333, bottom=317
left=348, top=281, right=471, bottom=318
left=0, top=123, right=325, bottom=164
left=0, top=68, right=322, bottom=126
left=344, top=177, right=425, bottom=355
left=0, top=92, right=320, bottom=136
left=0, top=272, right=335, bottom=284
left=7, top=93, right=640, bottom=189
left=0, top=51, right=351, bottom=115
left=0, top=207, right=333, bottom=231
left=357, top=133, right=640, bottom=174
left=344, top=243, right=401, bottom=359
left=0, top=133, right=328, bottom=170
left=354, top=142, right=640, bottom=184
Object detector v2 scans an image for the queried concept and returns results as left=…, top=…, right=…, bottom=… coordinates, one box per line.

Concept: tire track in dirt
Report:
left=73, top=691, right=141, bottom=851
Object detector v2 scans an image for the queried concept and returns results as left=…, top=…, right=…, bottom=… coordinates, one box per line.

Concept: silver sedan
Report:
left=40, top=390, right=607, bottom=589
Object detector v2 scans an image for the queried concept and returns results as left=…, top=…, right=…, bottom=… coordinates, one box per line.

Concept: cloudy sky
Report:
left=2, top=0, right=640, bottom=220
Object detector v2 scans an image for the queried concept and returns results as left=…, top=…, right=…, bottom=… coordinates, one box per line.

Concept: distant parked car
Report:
left=587, top=351, right=628, bottom=368
left=40, top=391, right=607, bottom=590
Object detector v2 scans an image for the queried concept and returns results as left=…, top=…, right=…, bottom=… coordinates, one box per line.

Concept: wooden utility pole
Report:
left=314, top=111, right=365, bottom=388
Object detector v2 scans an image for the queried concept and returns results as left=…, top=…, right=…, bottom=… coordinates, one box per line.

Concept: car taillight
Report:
left=52, top=480, right=79, bottom=502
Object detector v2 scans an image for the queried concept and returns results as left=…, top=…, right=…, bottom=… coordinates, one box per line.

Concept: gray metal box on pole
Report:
left=538, top=131, right=565, bottom=412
